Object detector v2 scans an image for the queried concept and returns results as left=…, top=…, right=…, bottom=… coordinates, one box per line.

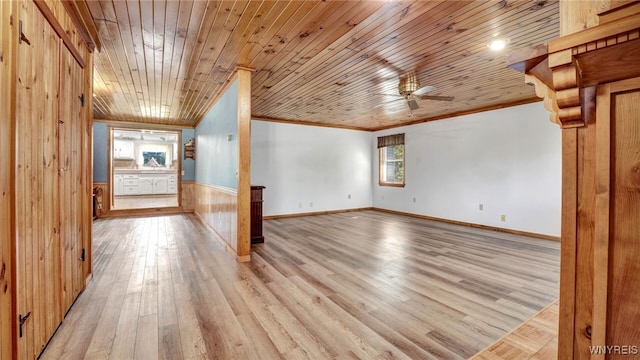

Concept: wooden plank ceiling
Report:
left=88, top=0, right=558, bottom=130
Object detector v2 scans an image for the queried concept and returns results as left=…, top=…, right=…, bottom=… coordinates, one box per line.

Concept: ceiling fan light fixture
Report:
left=487, top=38, right=510, bottom=51
left=398, top=72, right=420, bottom=97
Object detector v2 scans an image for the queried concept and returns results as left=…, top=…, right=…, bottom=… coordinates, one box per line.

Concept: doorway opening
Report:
left=110, top=127, right=180, bottom=210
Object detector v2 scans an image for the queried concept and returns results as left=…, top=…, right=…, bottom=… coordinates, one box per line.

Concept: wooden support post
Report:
left=236, top=66, right=252, bottom=262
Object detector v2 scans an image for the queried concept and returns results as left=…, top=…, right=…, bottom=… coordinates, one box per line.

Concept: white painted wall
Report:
left=251, top=120, right=373, bottom=216
left=373, top=102, right=562, bottom=237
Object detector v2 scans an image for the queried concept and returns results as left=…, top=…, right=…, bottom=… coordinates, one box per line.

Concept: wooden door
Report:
left=15, top=1, right=62, bottom=358
left=0, top=1, right=15, bottom=359
left=59, top=43, right=86, bottom=314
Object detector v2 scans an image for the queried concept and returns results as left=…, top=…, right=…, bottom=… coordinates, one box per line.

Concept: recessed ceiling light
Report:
left=487, top=38, right=510, bottom=51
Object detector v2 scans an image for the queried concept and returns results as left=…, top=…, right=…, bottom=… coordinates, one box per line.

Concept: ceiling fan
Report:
left=377, top=72, right=454, bottom=114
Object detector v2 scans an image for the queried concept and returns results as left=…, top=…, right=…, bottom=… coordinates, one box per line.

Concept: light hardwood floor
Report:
left=41, top=210, right=560, bottom=359
left=471, top=300, right=558, bottom=359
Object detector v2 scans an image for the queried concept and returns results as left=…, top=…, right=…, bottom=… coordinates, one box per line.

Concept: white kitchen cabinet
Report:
left=113, top=172, right=177, bottom=195
left=154, top=178, right=168, bottom=194
left=123, top=185, right=138, bottom=195
left=114, top=175, right=124, bottom=195
left=138, top=176, right=154, bottom=195
left=121, top=174, right=139, bottom=195
left=167, top=174, right=177, bottom=194
left=113, top=140, right=134, bottom=159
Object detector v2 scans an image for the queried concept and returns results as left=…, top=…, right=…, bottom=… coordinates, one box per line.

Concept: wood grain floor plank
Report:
left=135, top=314, right=159, bottom=360
left=158, top=324, right=184, bottom=360
left=41, top=211, right=559, bottom=359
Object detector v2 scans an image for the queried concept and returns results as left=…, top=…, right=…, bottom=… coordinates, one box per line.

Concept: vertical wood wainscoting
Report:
left=181, top=181, right=196, bottom=212
left=194, top=183, right=240, bottom=259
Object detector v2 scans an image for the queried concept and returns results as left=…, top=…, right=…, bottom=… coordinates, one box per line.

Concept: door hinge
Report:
left=19, top=311, right=31, bottom=338
left=79, top=93, right=85, bottom=107
left=80, top=248, right=86, bottom=262
left=18, top=21, right=31, bottom=45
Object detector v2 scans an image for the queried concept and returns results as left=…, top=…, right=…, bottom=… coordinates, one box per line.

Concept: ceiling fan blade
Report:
left=407, top=99, right=420, bottom=111
left=419, top=95, right=454, bottom=101
left=413, top=85, right=435, bottom=96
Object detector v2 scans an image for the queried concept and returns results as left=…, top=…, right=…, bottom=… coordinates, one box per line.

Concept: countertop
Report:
left=114, top=168, right=178, bottom=175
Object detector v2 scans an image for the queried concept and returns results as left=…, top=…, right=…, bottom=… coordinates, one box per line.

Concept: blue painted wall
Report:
left=181, top=128, right=196, bottom=181
left=93, top=122, right=108, bottom=182
left=195, top=79, right=238, bottom=189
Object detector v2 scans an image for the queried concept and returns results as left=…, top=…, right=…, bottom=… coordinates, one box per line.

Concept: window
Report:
left=378, top=133, right=405, bottom=187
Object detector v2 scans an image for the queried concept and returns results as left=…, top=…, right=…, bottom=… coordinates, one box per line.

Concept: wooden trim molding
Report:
left=196, top=182, right=237, bottom=195
left=592, top=82, right=612, bottom=356
left=1, top=1, right=18, bottom=358
left=373, top=208, right=561, bottom=242
left=101, top=207, right=188, bottom=219
left=94, top=118, right=195, bottom=130
left=264, top=207, right=559, bottom=242
left=254, top=98, right=542, bottom=132
left=377, top=182, right=406, bottom=188
left=60, top=0, right=101, bottom=52
left=251, top=116, right=371, bottom=132
left=33, top=0, right=85, bottom=68
left=263, top=207, right=375, bottom=220
left=372, top=98, right=542, bottom=131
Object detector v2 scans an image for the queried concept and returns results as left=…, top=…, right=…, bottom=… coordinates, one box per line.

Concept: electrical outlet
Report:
left=309, top=202, right=313, bottom=208
left=479, top=204, right=484, bottom=211
left=348, top=194, right=351, bottom=199
left=413, top=197, right=416, bottom=203
left=181, top=170, right=185, bottom=176
left=500, top=214, right=506, bottom=222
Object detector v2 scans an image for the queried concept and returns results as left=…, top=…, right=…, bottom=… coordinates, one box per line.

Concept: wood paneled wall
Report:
left=1, top=0, right=94, bottom=358
left=0, top=1, right=16, bottom=359
left=181, top=181, right=195, bottom=211
left=194, top=183, right=239, bottom=258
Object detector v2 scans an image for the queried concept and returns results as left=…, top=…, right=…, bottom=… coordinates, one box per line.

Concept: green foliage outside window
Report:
left=381, top=144, right=405, bottom=184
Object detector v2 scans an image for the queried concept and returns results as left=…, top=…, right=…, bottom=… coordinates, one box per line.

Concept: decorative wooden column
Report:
left=507, top=2, right=640, bottom=359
